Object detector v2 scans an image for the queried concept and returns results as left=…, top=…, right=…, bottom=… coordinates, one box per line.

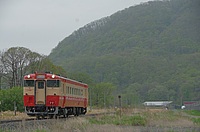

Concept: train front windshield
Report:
left=47, top=80, right=60, bottom=87
left=24, top=80, right=34, bottom=87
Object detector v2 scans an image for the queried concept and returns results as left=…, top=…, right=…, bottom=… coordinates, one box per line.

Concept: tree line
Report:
left=0, top=47, right=68, bottom=89
left=0, top=47, right=44, bottom=88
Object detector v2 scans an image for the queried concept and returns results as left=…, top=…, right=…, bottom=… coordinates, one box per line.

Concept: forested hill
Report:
left=49, top=0, right=200, bottom=104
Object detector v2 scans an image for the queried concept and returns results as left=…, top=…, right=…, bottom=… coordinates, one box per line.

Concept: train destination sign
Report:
left=37, top=75, right=45, bottom=79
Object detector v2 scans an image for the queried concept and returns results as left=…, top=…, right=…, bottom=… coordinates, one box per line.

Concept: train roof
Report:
left=24, top=72, right=88, bottom=88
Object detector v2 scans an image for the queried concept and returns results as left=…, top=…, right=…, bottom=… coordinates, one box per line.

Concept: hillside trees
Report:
left=91, top=82, right=116, bottom=108
left=48, top=0, right=200, bottom=105
left=0, top=64, right=4, bottom=89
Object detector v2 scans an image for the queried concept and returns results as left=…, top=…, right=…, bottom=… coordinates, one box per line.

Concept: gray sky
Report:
left=0, top=0, right=150, bottom=55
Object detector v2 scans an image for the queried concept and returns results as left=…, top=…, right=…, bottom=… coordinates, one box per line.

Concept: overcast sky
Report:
left=0, top=0, right=150, bottom=55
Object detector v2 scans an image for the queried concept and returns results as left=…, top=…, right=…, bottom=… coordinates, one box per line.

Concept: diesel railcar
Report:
left=23, top=72, right=88, bottom=118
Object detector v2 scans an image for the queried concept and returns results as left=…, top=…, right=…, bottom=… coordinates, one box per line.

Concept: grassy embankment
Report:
left=0, top=108, right=199, bottom=132
left=184, top=110, right=200, bottom=125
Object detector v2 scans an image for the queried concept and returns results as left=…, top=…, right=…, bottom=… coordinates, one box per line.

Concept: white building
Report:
left=143, top=101, right=172, bottom=107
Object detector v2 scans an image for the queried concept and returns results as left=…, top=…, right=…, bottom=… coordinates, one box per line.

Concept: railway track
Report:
left=0, top=118, right=35, bottom=125
left=0, top=113, right=109, bottom=132
left=0, top=112, right=112, bottom=125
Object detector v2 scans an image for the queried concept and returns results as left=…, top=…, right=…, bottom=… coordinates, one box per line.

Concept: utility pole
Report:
left=118, top=95, right=122, bottom=118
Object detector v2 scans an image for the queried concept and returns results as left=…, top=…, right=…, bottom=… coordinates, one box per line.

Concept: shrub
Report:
left=0, top=87, right=23, bottom=112
left=185, top=110, right=200, bottom=116
left=88, top=115, right=147, bottom=126
left=191, top=118, right=200, bottom=125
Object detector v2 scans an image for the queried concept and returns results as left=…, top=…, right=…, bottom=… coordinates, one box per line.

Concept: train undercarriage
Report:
left=25, top=105, right=87, bottom=119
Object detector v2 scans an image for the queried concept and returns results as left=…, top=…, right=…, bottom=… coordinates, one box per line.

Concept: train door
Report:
left=35, top=80, right=46, bottom=105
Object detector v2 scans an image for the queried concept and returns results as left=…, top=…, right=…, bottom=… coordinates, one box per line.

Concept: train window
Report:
left=67, top=87, right=69, bottom=94
left=85, top=89, right=87, bottom=97
left=75, top=88, right=77, bottom=95
left=81, top=90, right=83, bottom=96
left=63, top=84, right=64, bottom=93
left=66, top=86, right=68, bottom=94
left=38, top=81, right=44, bottom=89
left=47, top=80, right=60, bottom=87
left=24, top=80, right=34, bottom=87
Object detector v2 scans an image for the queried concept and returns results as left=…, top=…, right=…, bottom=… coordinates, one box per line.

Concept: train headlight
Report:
left=27, top=75, right=30, bottom=78
left=52, top=74, right=55, bottom=78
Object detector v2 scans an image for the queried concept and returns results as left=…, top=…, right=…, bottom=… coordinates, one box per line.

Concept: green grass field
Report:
left=185, top=110, right=200, bottom=116
left=1, top=108, right=199, bottom=132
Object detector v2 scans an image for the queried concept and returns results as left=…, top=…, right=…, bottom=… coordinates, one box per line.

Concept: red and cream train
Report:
left=23, top=72, right=88, bottom=118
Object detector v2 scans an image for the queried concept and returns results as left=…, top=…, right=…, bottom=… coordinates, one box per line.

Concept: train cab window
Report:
left=24, top=80, right=34, bottom=87
left=47, top=80, right=60, bottom=87
left=38, top=81, right=44, bottom=89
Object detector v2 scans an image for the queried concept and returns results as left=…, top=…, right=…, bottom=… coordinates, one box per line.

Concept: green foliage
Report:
left=0, top=87, right=23, bottom=112
left=91, top=82, right=116, bottom=107
left=191, top=118, right=200, bottom=125
left=88, top=115, right=147, bottom=126
left=49, top=0, right=200, bottom=105
left=67, top=72, right=94, bottom=85
left=27, top=57, right=67, bottom=76
left=144, top=110, right=181, bottom=122
left=185, top=110, right=200, bottom=116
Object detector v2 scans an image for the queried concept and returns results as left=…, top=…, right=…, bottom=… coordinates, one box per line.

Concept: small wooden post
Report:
left=14, top=101, right=17, bottom=116
left=118, top=95, right=121, bottom=117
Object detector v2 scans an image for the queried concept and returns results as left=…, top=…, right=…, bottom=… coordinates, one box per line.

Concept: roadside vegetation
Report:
left=88, top=114, right=146, bottom=126
left=0, top=87, right=23, bottom=112
left=87, top=108, right=200, bottom=127
left=184, top=110, right=200, bottom=125
left=185, top=110, right=200, bottom=116
left=1, top=108, right=199, bottom=132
